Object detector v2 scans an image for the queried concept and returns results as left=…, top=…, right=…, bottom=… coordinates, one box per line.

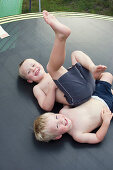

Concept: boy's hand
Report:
left=101, top=107, right=113, bottom=123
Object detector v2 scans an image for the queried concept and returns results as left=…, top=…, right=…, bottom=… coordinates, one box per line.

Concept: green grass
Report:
left=22, top=0, right=113, bottom=16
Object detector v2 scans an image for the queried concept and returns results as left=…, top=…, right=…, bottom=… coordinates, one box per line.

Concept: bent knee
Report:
left=100, top=72, right=113, bottom=84
left=71, top=50, right=83, bottom=57
left=101, top=72, right=112, bottom=78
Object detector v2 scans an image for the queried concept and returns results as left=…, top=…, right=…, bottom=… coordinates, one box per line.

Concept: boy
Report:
left=34, top=72, right=113, bottom=144
left=19, top=10, right=106, bottom=111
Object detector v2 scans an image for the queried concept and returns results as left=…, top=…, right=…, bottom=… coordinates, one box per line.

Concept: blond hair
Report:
left=18, top=59, right=27, bottom=79
left=34, top=113, right=56, bottom=142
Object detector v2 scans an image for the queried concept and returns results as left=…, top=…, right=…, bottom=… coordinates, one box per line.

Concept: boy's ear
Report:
left=54, top=135, right=62, bottom=140
left=27, top=79, right=33, bottom=83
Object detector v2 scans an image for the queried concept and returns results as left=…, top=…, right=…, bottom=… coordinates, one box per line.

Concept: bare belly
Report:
left=68, top=98, right=108, bottom=133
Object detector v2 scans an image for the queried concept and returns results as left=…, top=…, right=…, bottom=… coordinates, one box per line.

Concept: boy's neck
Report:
left=36, top=72, right=49, bottom=83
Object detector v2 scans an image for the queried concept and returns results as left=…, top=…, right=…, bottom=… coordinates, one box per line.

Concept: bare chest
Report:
left=68, top=99, right=106, bottom=135
left=39, top=76, right=53, bottom=93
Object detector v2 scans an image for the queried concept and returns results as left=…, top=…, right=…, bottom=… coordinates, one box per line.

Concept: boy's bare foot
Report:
left=43, top=10, right=71, bottom=39
left=91, top=65, right=107, bottom=80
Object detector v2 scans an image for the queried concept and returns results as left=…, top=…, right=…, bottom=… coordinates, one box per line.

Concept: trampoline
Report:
left=0, top=12, right=113, bottom=170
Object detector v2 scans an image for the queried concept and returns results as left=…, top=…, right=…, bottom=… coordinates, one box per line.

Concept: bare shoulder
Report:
left=33, top=84, right=41, bottom=93
left=33, top=84, right=40, bottom=89
left=59, top=105, right=70, bottom=115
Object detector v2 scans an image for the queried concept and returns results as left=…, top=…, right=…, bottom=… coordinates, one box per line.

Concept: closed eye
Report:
left=28, top=70, right=30, bottom=74
left=56, top=115, right=58, bottom=128
left=32, top=64, right=35, bottom=67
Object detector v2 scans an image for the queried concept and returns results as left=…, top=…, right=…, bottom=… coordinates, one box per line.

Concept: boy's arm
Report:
left=96, top=108, right=113, bottom=142
left=33, top=82, right=56, bottom=111
left=74, top=108, right=113, bottom=144
left=75, top=122, right=110, bottom=144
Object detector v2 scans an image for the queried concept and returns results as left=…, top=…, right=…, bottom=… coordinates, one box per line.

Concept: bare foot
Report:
left=91, top=65, right=107, bottom=80
left=43, top=10, right=71, bottom=39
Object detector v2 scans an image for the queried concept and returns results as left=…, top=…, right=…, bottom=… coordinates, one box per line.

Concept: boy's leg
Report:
left=93, top=72, right=113, bottom=112
left=111, top=89, right=113, bottom=113
left=43, top=10, right=71, bottom=80
left=100, top=72, right=113, bottom=112
left=111, top=89, right=113, bottom=94
left=100, top=72, right=113, bottom=84
left=71, top=50, right=107, bottom=80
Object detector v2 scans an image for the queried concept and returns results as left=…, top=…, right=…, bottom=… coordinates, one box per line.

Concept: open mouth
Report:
left=35, top=67, right=40, bottom=76
left=65, top=119, right=68, bottom=126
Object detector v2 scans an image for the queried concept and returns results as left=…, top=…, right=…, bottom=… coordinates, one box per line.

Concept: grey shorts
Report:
left=54, top=63, right=95, bottom=107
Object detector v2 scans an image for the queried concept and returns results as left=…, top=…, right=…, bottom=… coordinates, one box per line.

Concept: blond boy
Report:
left=19, top=11, right=106, bottom=111
left=34, top=72, right=113, bottom=144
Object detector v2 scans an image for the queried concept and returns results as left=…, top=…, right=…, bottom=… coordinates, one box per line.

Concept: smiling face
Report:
left=47, top=113, right=72, bottom=140
left=19, top=59, right=45, bottom=83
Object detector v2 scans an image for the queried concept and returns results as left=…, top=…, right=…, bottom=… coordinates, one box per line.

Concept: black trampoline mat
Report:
left=0, top=13, right=113, bottom=170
